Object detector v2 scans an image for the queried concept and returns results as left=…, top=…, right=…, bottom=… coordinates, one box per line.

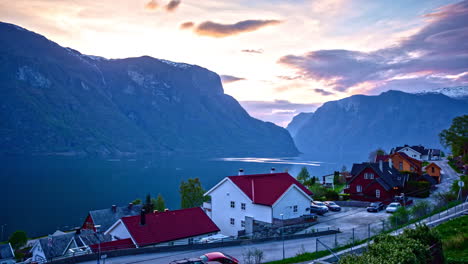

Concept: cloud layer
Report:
left=165, top=0, right=181, bottom=12
left=278, top=0, right=468, bottom=93
left=195, top=19, right=281, bottom=38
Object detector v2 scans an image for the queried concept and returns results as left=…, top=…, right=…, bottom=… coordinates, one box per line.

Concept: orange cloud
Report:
left=195, top=19, right=282, bottom=38
left=180, top=21, right=194, bottom=30
left=145, top=0, right=158, bottom=10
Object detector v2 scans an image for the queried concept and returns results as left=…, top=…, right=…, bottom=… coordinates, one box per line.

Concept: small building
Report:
left=81, top=203, right=142, bottom=232
left=388, top=152, right=423, bottom=175
left=204, top=170, right=313, bottom=237
left=30, top=229, right=111, bottom=263
left=0, top=243, right=15, bottom=264
left=390, top=145, right=441, bottom=161
left=344, top=160, right=405, bottom=203
left=105, top=207, right=219, bottom=247
left=425, top=162, right=442, bottom=184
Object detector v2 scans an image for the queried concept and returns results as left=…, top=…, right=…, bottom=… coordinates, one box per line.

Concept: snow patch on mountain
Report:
left=419, top=86, right=468, bottom=98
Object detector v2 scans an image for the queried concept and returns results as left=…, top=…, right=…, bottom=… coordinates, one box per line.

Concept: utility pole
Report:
left=94, top=225, right=102, bottom=264
left=280, top=214, right=285, bottom=260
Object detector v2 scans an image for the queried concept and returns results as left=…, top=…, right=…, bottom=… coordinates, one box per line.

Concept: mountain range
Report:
left=287, top=90, right=468, bottom=160
left=0, top=22, right=298, bottom=157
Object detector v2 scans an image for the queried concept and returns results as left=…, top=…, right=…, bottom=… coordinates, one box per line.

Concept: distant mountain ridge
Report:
left=0, top=22, right=298, bottom=157
left=288, top=90, right=468, bottom=160
left=418, top=86, right=468, bottom=99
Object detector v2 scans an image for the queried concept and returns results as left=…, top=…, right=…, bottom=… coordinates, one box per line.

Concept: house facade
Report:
left=425, top=162, right=442, bottom=184
left=0, top=243, right=15, bottom=264
left=344, top=161, right=405, bottom=203
left=391, top=145, right=441, bottom=161
left=105, top=207, right=219, bottom=247
left=388, top=152, right=423, bottom=175
left=204, top=171, right=313, bottom=237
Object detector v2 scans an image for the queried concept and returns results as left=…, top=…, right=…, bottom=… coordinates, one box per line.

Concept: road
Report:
left=420, top=159, right=462, bottom=204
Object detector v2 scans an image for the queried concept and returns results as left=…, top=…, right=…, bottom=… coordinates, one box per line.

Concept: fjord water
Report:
left=0, top=155, right=344, bottom=239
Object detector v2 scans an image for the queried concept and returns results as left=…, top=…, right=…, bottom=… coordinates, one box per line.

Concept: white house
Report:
left=391, top=145, right=442, bottom=161
left=104, top=207, right=220, bottom=247
left=204, top=170, right=314, bottom=237
left=396, top=146, right=422, bottom=160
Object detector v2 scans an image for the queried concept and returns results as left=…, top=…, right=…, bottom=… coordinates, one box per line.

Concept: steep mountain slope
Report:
left=0, top=22, right=298, bottom=157
left=288, top=90, right=468, bottom=159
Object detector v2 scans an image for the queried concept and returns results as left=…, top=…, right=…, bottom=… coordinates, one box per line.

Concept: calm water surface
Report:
left=0, top=154, right=351, bottom=239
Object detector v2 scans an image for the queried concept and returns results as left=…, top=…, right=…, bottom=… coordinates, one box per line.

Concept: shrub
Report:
left=324, top=189, right=339, bottom=201
left=389, top=206, right=410, bottom=227
left=405, top=181, right=431, bottom=198
left=339, top=193, right=350, bottom=201
left=8, top=231, right=27, bottom=250
left=243, top=248, right=264, bottom=264
left=411, top=200, right=432, bottom=219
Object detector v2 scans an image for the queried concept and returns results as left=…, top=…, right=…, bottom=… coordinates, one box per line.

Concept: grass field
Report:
left=434, top=215, right=468, bottom=263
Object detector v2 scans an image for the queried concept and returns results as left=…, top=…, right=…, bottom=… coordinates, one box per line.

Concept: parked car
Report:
left=312, top=201, right=329, bottom=211
left=200, top=252, right=239, bottom=264
left=386, top=202, right=401, bottom=213
left=324, top=201, right=341, bottom=211
left=367, top=202, right=386, bottom=212
left=308, top=205, right=328, bottom=215
left=170, top=258, right=205, bottom=264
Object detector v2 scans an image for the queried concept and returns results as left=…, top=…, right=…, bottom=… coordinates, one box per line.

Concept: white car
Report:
left=386, top=202, right=401, bottom=213
left=312, top=201, right=329, bottom=212
left=198, top=234, right=232, bottom=243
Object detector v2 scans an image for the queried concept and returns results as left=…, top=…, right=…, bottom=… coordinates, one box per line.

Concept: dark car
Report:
left=367, top=202, right=385, bottom=212
left=200, top=252, right=239, bottom=264
left=308, top=205, right=328, bottom=215
left=324, top=201, right=341, bottom=211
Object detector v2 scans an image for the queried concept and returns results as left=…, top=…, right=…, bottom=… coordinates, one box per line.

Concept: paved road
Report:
left=419, top=159, right=463, bottom=204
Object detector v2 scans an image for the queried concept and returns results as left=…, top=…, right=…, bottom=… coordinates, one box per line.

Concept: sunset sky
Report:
left=1, top=0, right=467, bottom=126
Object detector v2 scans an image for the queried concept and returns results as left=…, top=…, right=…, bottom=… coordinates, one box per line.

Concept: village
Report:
left=1, top=143, right=466, bottom=264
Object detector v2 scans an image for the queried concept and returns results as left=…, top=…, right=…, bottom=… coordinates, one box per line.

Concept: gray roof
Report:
left=37, top=230, right=111, bottom=260
left=392, top=145, right=441, bottom=157
left=419, top=174, right=437, bottom=185
left=0, top=243, right=14, bottom=260
left=350, top=162, right=404, bottom=191
left=89, top=204, right=143, bottom=232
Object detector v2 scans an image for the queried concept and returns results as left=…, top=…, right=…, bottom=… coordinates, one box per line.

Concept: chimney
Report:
left=112, top=205, right=117, bottom=213
left=153, top=210, right=158, bottom=214
left=388, top=158, right=393, bottom=169
left=128, top=203, right=133, bottom=210
left=164, top=208, right=169, bottom=212
left=270, top=167, right=276, bottom=174
left=238, top=169, right=244, bottom=176
left=379, top=160, right=383, bottom=171
left=140, top=209, right=146, bottom=225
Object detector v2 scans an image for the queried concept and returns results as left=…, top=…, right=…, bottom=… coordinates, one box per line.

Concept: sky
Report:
left=1, top=0, right=467, bottom=126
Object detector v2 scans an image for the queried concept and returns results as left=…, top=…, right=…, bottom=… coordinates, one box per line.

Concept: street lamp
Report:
left=94, top=225, right=102, bottom=264
left=280, top=213, right=285, bottom=260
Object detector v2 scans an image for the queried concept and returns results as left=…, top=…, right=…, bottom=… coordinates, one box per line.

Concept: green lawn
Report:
left=434, top=215, right=468, bottom=263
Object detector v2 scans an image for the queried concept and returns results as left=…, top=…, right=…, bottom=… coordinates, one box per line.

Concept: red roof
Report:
left=90, top=238, right=135, bottom=252
left=228, top=172, right=313, bottom=206
left=121, top=207, right=219, bottom=246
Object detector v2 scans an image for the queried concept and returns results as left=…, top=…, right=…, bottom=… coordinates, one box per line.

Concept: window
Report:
left=432, top=167, right=435, bottom=173
left=345, top=184, right=350, bottom=189
left=410, top=166, right=414, bottom=172
left=357, top=185, right=362, bottom=192
left=369, top=173, right=374, bottom=179
left=230, top=218, right=235, bottom=225
left=188, top=238, right=194, bottom=244
left=241, top=220, right=245, bottom=228
left=230, top=201, right=235, bottom=208
left=168, top=241, right=174, bottom=246
left=293, top=205, right=298, bottom=212
left=241, top=203, right=246, bottom=210
left=399, top=162, right=403, bottom=170
left=364, top=173, right=368, bottom=179
left=376, top=189, right=380, bottom=198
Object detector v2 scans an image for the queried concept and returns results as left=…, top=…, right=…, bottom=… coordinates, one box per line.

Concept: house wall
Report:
left=31, top=243, right=47, bottom=263
left=346, top=167, right=397, bottom=202
left=426, top=164, right=441, bottom=183
left=209, top=179, right=272, bottom=237
left=81, top=214, right=95, bottom=231
left=106, top=221, right=133, bottom=241
left=272, top=187, right=312, bottom=220
left=398, top=147, right=421, bottom=160
left=391, top=153, right=422, bottom=174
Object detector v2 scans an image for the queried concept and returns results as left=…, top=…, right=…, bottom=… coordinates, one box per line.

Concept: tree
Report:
left=297, top=167, right=311, bottom=186
left=179, top=178, right=207, bottom=208
left=440, top=115, right=468, bottom=162
left=368, top=148, right=386, bottom=162
left=143, top=194, right=154, bottom=213
left=410, top=200, right=431, bottom=219
left=341, top=165, right=347, bottom=172
left=154, top=193, right=166, bottom=212
left=131, top=199, right=142, bottom=205
left=8, top=230, right=27, bottom=250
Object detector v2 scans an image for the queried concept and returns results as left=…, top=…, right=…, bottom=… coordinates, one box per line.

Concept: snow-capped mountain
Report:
left=419, top=86, right=468, bottom=98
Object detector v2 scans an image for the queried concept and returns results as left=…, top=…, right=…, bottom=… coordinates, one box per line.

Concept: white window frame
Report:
left=241, top=220, right=245, bottom=228
left=357, top=185, right=362, bottom=192
left=364, top=173, right=368, bottom=179
left=376, top=189, right=380, bottom=198
left=369, top=173, right=374, bottom=179
left=230, top=201, right=235, bottom=208
left=241, top=203, right=246, bottom=210
left=230, top=218, right=235, bottom=225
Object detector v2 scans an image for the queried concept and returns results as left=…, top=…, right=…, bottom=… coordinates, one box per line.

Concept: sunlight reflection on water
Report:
left=215, top=157, right=324, bottom=166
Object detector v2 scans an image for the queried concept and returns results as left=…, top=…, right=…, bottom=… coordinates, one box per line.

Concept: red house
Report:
left=344, top=160, right=405, bottom=203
